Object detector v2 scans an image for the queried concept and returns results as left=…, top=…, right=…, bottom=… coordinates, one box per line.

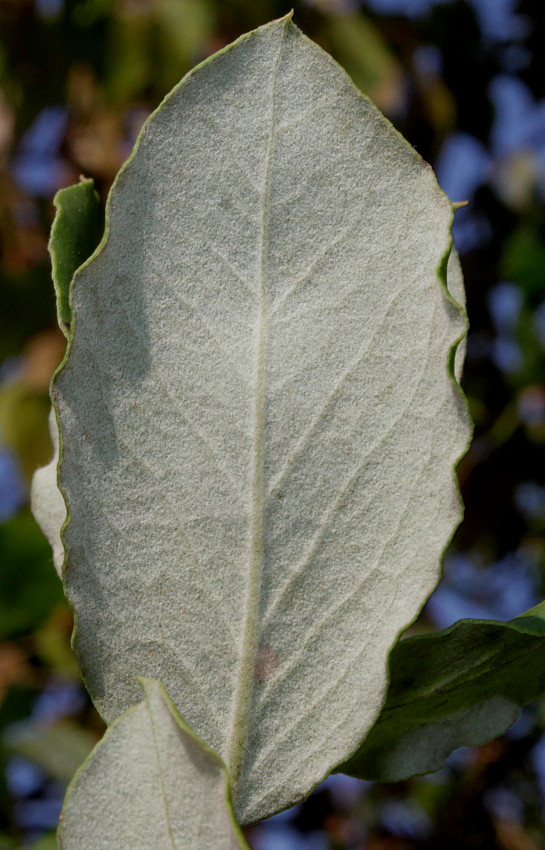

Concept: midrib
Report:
left=226, top=25, right=286, bottom=789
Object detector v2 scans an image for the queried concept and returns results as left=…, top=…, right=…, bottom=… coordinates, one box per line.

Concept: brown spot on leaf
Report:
left=254, top=645, right=278, bottom=683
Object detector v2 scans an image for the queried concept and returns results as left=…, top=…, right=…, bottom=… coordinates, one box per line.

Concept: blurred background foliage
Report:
left=1, top=0, right=545, bottom=846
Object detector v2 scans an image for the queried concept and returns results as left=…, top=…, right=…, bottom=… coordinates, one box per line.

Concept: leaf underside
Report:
left=58, top=679, right=247, bottom=850
left=52, top=16, right=470, bottom=824
left=340, top=601, right=545, bottom=781
left=31, top=409, right=65, bottom=577
left=446, top=249, right=466, bottom=381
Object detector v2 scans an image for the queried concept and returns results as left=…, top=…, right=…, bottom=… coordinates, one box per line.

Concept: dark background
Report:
left=2, top=0, right=545, bottom=847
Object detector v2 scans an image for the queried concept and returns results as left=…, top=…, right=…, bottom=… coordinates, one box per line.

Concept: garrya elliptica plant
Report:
left=30, top=13, right=545, bottom=849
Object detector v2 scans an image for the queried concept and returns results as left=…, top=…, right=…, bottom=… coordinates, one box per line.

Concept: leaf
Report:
left=31, top=179, right=100, bottom=574
left=106, top=0, right=215, bottom=102
left=338, top=601, right=545, bottom=782
left=5, top=718, right=95, bottom=783
left=0, top=510, right=63, bottom=638
left=49, top=178, right=100, bottom=337
left=34, top=607, right=80, bottom=678
left=27, top=837, right=57, bottom=850
left=31, top=409, right=65, bottom=577
left=446, top=248, right=466, bottom=381
left=52, top=15, right=470, bottom=823
left=321, top=11, right=403, bottom=114
left=0, top=378, right=52, bottom=480
left=154, top=0, right=216, bottom=93
left=58, top=679, right=248, bottom=850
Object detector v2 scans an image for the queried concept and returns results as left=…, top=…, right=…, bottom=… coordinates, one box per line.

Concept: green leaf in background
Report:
left=0, top=381, right=52, bottom=482
left=0, top=511, right=63, bottom=639
left=58, top=679, right=248, bottom=850
left=154, top=0, right=216, bottom=92
left=27, top=837, right=57, bottom=850
left=49, top=178, right=100, bottom=338
left=4, top=718, right=95, bottom=784
left=31, top=410, right=65, bottom=577
left=49, top=15, right=469, bottom=824
left=501, top=224, right=545, bottom=301
left=106, top=0, right=216, bottom=102
left=321, top=11, right=403, bottom=115
left=339, top=601, right=545, bottom=782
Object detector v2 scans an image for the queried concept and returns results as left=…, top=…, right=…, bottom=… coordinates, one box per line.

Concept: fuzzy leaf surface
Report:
left=340, top=602, right=545, bottom=781
left=446, top=249, right=466, bottom=380
left=58, top=679, right=247, bottom=850
left=53, top=16, right=470, bottom=823
left=31, top=409, right=65, bottom=577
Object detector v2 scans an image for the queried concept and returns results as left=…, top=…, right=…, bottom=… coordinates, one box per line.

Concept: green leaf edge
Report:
left=57, top=677, right=249, bottom=849
left=49, top=178, right=100, bottom=337
left=338, top=600, right=545, bottom=781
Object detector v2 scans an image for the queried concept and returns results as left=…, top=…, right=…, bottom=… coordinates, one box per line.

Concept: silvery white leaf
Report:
left=53, top=15, right=470, bottom=823
left=446, top=248, right=466, bottom=382
left=58, top=679, right=247, bottom=849
left=31, top=409, right=65, bottom=578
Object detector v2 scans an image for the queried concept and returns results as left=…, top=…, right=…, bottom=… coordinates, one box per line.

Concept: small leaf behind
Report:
left=31, top=409, right=65, bottom=577
left=339, top=602, right=545, bottom=782
left=49, top=179, right=100, bottom=337
left=58, top=679, right=248, bottom=850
